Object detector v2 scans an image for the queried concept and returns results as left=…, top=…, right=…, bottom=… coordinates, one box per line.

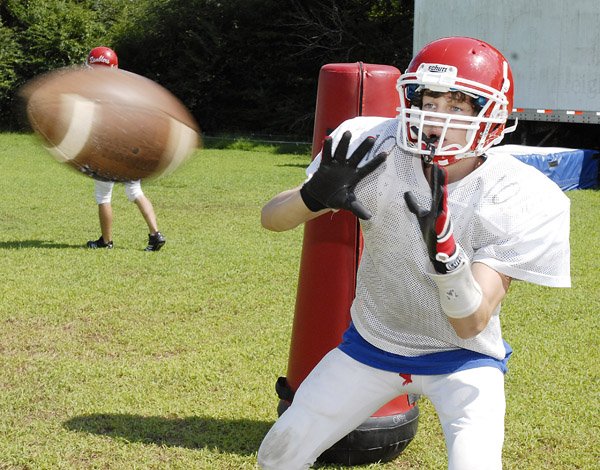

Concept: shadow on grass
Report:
left=63, top=413, right=272, bottom=455
left=0, top=239, right=80, bottom=249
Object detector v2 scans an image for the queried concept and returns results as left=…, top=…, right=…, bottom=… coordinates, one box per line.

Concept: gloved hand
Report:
left=300, top=131, right=387, bottom=220
left=404, top=163, right=463, bottom=274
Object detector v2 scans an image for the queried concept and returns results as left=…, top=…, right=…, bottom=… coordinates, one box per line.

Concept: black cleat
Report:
left=86, top=236, right=113, bottom=249
left=145, top=232, right=166, bottom=251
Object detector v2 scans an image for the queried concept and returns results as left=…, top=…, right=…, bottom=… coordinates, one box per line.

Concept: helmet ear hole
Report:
left=475, top=96, right=487, bottom=109
left=406, top=84, right=419, bottom=101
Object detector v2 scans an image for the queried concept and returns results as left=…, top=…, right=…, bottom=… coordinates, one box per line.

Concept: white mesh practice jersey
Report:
left=307, top=116, right=571, bottom=360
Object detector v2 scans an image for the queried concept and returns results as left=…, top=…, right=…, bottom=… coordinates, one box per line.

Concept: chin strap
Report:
left=502, top=118, right=518, bottom=136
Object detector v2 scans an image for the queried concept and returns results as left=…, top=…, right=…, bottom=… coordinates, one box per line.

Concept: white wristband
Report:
left=429, top=259, right=483, bottom=318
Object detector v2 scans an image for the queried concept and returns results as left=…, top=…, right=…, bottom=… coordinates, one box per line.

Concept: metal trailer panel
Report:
left=413, top=0, right=600, bottom=123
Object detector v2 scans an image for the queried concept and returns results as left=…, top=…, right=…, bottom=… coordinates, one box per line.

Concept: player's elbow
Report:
left=261, top=209, right=277, bottom=231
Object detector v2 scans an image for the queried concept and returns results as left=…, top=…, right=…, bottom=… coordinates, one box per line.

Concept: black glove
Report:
left=300, top=131, right=387, bottom=220
left=404, top=164, right=461, bottom=273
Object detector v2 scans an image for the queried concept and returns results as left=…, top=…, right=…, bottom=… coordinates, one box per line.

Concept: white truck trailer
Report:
left=413, top=0, right=600, bottom=145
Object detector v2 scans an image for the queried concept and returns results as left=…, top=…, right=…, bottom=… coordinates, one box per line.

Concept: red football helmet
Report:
left=87, top=46, right=119, bottom=68
left=396, top=36, right=515, bottom=165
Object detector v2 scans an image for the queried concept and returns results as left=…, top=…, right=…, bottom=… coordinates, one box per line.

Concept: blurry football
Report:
left=22, top=66, right=200, bottom=181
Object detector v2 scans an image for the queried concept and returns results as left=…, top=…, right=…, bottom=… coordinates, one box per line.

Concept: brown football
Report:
left=22, top=66, right=200, bottom=181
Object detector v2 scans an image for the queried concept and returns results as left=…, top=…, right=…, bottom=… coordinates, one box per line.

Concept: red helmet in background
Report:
left=87, top=46, right=119, bottom=68
left=396, top=36, right=516, bottom=165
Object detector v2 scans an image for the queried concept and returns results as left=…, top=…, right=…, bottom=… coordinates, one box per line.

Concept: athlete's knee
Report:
left=441, top=369, right=505, bottom=470
left=125, top=180, right=144, bottom=202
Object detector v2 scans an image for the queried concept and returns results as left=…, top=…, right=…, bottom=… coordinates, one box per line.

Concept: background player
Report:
left=258, top=36, right=571, bottom=469
left=85, top=46, right=166, bottom=251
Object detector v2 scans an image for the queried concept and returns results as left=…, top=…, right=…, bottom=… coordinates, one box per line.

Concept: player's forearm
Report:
left=447, top=295, right=499, bottom=339
left=261, top=187, right=329, bottom=232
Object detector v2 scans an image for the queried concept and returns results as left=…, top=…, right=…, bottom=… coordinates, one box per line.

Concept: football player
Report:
left=258, top=37, right=571, bottom=470
left=85, top=46, right=166, bottom=251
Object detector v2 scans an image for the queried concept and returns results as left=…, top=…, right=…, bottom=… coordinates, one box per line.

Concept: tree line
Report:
left=0, top=0, right=414, bottom=140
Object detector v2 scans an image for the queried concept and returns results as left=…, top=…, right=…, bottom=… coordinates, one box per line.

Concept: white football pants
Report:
left=94, top=179, right=144, bottom=204
left=257, top=348, right=505, bottom=470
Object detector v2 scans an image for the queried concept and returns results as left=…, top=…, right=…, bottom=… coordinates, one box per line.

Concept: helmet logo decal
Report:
left=416, top=63, right=459, bottom=91
left=88, top=55, right=112, bottom=66
left=427, top=65, right=450, bottom=73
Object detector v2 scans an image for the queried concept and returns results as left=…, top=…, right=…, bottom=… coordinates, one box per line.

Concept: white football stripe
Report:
left=46, top=94, right=96, bottom=162
left=161, top=118, right=198, bottom=175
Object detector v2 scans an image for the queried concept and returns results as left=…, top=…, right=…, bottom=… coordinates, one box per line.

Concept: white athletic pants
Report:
left=94, top=179, right=144, bottom=204
left=257, top=348, right=505, bottom=470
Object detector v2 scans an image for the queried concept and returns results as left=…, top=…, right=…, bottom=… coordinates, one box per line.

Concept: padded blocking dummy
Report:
left=275, top=63, right=419, bottom=466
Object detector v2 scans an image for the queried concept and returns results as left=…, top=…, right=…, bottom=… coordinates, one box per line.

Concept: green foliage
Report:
left=0, top=133, right=598, bottom=468
left=4, top=0, right=102, bottom=75
left=112, top=0, right=225, bottom=132
left=0, top=0, right=415, bottom=137
left=0, top=19, right=22, bottom=106
left=0, top=0, right=140, bottom=128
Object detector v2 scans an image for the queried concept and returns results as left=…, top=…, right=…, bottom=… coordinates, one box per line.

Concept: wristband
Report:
left=300, top=185, right=327, bottom=212
left=429, top=258, right=483, bottom=319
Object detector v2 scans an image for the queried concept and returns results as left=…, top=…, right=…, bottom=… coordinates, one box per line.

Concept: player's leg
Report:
left=426, top=367, right=505, bottom=470
left=87, top=179, right=114, bottom=248
left=126, top=181, right=166, bottom=251
left=257, top=348, right=406, bottom=470
left=127, top=181, right=156, bottom=232
left=98, top=203, right=113, bottom=244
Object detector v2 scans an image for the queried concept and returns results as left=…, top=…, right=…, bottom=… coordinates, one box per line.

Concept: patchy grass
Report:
left=0, top=133, right=597, bottom=469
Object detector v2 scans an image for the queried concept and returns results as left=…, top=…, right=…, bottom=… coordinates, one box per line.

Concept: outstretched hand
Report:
left=301, top=131, right=387, bottom=220
left=404, top=164, right=461, bottom=273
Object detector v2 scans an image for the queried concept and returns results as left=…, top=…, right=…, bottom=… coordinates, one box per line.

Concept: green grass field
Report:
left=0, top=133, right=598, bottom=469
